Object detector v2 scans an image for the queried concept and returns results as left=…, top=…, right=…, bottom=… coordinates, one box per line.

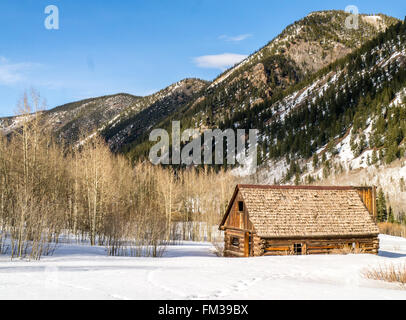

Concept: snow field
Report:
left=0, top=235, right=405, bottom=300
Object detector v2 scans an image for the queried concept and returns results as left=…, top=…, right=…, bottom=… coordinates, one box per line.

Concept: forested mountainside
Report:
left=249, top=19, right=406, bottom=219
left=0, top=11, right=396, bottom=152
left=101, top=78, right=208, bottom=152
left=122, top=11, right=399, bottom=159
left=253, top=19, right=406, bottom=175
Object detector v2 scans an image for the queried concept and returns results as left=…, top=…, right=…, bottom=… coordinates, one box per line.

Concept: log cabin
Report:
left=219, top=185, right=380, bottom=257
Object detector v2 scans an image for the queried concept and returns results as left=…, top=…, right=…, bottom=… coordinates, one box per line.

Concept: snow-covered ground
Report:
left=0, top=235, right=405, bottom=300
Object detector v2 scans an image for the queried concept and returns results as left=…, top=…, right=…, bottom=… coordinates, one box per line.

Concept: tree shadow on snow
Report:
left=378, top=250, right=406, bottom=258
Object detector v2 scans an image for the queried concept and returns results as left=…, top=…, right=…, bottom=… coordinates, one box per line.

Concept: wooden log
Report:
left=224, top=250, right=245, bottom=257
left=265, top=247, right=290, bottom=251
left=307, top=245, right=341, bottom=250
left=307, top=249, right=338, bottom=254
left=264, top=252, right=288, bottom=256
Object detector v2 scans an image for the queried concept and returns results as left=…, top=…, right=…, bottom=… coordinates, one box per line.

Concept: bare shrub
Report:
left=0, top=91, right=240, bottom=260
left=211, top=238, right=225, bottom=257
left=363, top=263, right=406, bottom=287
left=331, top=246, right=364, bottom=255
left=378, top=222, right=406, bottom=238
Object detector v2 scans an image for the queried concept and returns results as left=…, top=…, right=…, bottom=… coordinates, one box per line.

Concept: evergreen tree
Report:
left=387, top=207, right=395, bottom=223
left=294, top=172, right=301, bottom=186
left=376, top=189, right=387, bottom=222
left=379, top=149, right=384, bottom=161
left=371, top=149, right=378, bottom=165
left=385, top=143, right=399, bottom=164
left=312, top=154, right=319, bottom=169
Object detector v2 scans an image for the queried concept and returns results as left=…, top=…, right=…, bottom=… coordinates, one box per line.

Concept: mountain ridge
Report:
left=1, top=11, right=398, bottom=142
left=1, top=11, right=405, bottom=220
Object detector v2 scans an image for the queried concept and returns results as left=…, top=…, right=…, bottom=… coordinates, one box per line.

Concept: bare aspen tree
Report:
left=0, top=91, right=241, bottom=260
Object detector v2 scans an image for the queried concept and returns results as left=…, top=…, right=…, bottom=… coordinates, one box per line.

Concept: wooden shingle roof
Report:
left=221, top=185, right=380, bottom=238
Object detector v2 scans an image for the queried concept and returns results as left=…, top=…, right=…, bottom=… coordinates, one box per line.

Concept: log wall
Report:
left=224, top=192, right=254, bottom=231
left=224, top=229, right=246, bottom=257
left=262, top=236, right=379, bottom=256
left=224, top=232, right=379, bottom=257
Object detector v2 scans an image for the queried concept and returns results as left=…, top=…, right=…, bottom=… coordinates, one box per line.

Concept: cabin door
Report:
left=244, top=232, right=253, bottom=257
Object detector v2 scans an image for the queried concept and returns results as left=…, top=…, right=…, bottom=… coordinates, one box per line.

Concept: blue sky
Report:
left=0, top=0, right=405, bottom=116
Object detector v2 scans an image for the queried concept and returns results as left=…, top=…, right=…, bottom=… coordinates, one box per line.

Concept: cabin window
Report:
left=231, top=237, right=240, bottom=247
left=294, top=243, right=302, bottom=255
left=238, top=201, right=244, bottom=212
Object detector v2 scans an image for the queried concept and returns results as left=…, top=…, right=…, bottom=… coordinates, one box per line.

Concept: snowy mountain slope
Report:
left=0, top=79, right=208, bottom=150
left=101, top=78, right=208, bottom=152
left=0, top=11, right=399, bottom=155
left=0, top=93, right=141, bottom=143
left=0, top=235, right=405, bottom=300
left=197, top=12, right=399, bottom=126
left=254, top=26, right=406, bottom=217
left=257, top=42, right=406, bottom=166
left=211, top=12, right=398, bottom=88
left=316, top=160, right=406, bottom=216
left=122, top=11, right=401, bottom=161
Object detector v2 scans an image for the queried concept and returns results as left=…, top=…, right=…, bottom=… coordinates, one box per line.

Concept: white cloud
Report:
left=194, top=53, right=247, bottom=70
left=0, top=56, right=39, bottom=85
left=219, top=34, right=252, bottom=42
